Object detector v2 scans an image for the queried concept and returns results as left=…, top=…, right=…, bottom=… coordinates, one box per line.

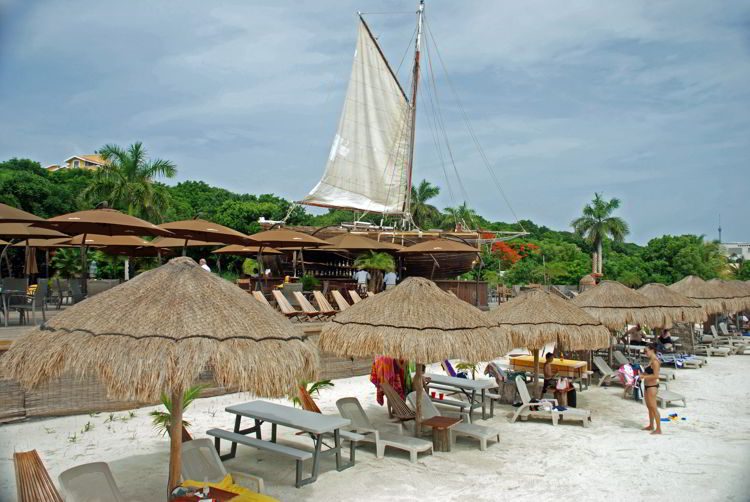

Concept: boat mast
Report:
left=405, top=0, right=424, bottom=218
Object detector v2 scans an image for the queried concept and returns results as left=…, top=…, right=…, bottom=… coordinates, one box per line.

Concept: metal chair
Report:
left=8, top=281, right=47, bottom=325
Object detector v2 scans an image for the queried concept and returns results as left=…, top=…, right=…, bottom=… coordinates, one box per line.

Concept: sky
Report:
left=0, top=0, right=748, bottom=244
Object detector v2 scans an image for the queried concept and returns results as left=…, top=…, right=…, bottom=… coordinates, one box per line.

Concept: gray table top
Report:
left=424, top=373, right=495, bottom=390
left=225, top=400, right=350, bottom=435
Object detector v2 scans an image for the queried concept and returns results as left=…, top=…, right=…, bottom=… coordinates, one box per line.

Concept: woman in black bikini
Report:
left=642, top=343, right=661, bottom=434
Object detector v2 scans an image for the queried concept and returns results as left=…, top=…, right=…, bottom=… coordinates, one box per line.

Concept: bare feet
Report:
left=650, top=429, right=662, bottom=435
left=642, top=426, right=653, bottom=431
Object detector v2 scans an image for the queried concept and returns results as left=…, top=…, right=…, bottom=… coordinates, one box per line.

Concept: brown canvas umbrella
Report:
left=11, top=237, right=72, bottom=248
left=319, top=277, right=511, bottom=435
left=158, top=219, right=253, bottom=255
left=64, top=235, right=160, bottom=280
left=668, top=275, right=731, bottom=315
left=0, top=202, right=44, bottom=224
left=637, top=283, right=707, bottom=327
left=212, top=244, right=282, bottom=255
left=150, top=236, right=223, bottom=248
left=320, top=233, right=396, bottom=252
left=30, top=208, right=172, bottom=293
left=1, top=256, right=318, bottom=495
left=0, top=224, right=68, bottom=279
left=486, top=288, right=610, bottom=389
left=24, top=246, right=38, bottom=275
left=0, top=238, right=7, bottom=245
left=250, top=229, right=329, bottom=277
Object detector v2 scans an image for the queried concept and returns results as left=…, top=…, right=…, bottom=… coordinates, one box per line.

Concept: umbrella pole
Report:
left=182, top=239, right=188, bottom=257
left=45, top=249, right=49, bottom=278
left=414, top=362, right=423, bottom=437
left=168, top=389, right=183, bottom=497
left=124, top=258, right=130, bottom=281
left=0, top=240, right=14, bottom=279
left=300, top=249, right=306, bottom=276
left=80, top=233, right=88, bottom=296
left=157, top=248, right=162, bottom=265
left=533, top=350, right=540, bottom=398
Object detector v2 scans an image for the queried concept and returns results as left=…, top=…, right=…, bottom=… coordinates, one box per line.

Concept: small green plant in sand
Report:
left=44, top=427, right=55, bottom=434
left=67, top=433, right=78, bottom=443
left=149, top=385, right=204, bottom=437
left=81, top=421, right=93, bottom=433
left=128, top=410, right=136, bottom=419
left=290, top=380, right=334, bottom=408
left=456, top=362, right=479, bottom=379
left=105, top=413, right=117, bottom=423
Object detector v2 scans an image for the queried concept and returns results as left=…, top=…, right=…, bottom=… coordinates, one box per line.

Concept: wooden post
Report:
left=167, top=389, right=183, bottom=498
left=80, top=232, right=88, bottom=295
left=532, top=350, right=540, bottom=398
left=414, top=363, right=423, bottom=437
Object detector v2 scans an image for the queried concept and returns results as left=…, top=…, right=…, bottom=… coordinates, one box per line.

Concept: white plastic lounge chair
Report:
left=655, top=382, right=687, bottom=408
left=58, top=462, right=128, bottom=502
left=713, top=325, right=747, bottom=354
left=181, top=438, right=264, bottom=493
left=697, top=333, right=732, bottom=357
left=719, top=322, right=744, bottom=339
left=407, top=392, right=499, bottom=451
left=335, top=397, right=433, bottom=462
left=331, top=290, right=351, bottom=311
left=613, top=350, right=675, bottom=380
left=593, top=356, right=624, bottom=387
left=512, top=376, right=591, bottom=427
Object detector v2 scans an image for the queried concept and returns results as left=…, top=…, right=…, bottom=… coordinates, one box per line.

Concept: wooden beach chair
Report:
left=512, top=376, right=591, bottom=427
left=367, top=291, right=375, bottom=298
left=13, top=450, right=63, bottom=502
left=293, top=292, right=327, bottom=321
left=181, top=438, right=266, bottom=495
left=271, top=290, right=306, bottom=321
left=380, top=381, right=416, bottom=425
left=58, top=462, right=126, bottom=501
left=312, top=291, right=339, bottom=317
left=336, top=397, right=433, bottom=462
left=331, top=290, right=351, bottom=311
left=252, top=291, right=274, bottom=309
left=407, top=391, right=500, bottom=450
left=349, top=290, right=363, bottom=304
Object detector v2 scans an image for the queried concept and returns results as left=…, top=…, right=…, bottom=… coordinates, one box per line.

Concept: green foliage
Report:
left=242, top=258, right=260, bottom=276
left=83, top=142, right=177, bottom=221
left=735, top=261, right=750, bottom=280
left=148, top=385, right=204, bottom=437
left=455, top=362, right=478, bottom=379
left=354, top=251, right=395, bottom=273
left=50, top=248, right=85, bottom=278
left=571, top=193, right=630, bottom=273
left=290, top=380, right=334, bottom=408
left=91, top=251, right=124, bottom=279
left=301, top=274, right=320, bottom=291
left=410, top=179, right=441, bottom=229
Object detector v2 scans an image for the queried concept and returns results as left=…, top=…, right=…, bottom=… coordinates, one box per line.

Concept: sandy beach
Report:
left=2, top=355, right=749, bottom=502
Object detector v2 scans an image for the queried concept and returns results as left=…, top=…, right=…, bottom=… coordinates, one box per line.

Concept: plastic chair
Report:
left=181, top=438, right=264, bottom=493
left=58, top=462, right=126, bottom=502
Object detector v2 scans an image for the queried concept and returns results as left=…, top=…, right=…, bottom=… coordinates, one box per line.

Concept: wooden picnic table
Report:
left=423, top=373, right=495, bottom=420
left=510, top=356, right=587, bottom=378
left=214, top=400, right=356, bottom=488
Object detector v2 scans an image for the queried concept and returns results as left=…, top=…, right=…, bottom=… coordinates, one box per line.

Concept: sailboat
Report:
left=287, top=1, right=525, bottom=279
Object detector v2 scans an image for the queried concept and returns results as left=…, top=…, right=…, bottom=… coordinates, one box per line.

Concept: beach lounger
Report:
left=367, top=291, right=375, bottom=297
left=713, top=325, right=747, bottom=354
left=593, top=356, right=624, bottom=387
left=336, top=397, right=433, bottom=462
left=331, top=290, right=351, bottom=311
left=271, top=290, right=307, bottom=321
left=312, top=290, right=339, bottom=317
left=696, top=333, right=732, bottom=357
left=380, top=381, right=417, bottom=425
left=181, top=438, right=266, bottom=495
left=512, top=376, right=591, bottom=427
left=13, top=450, right=63, bottom=502
left=293, top=291, right=328, bottom=321
left=407, top=391, right=500, bottom=450
left=613, top=350, right=675, bottom=380
left=58, top=462, right=126, bottom=502
left=252, top=291, right=274, bottom=309
left=719, top=322, right=744, bottom=339
left=655, top=382, right=686, bottom=408
left=348, top=290, right=363, bottom=304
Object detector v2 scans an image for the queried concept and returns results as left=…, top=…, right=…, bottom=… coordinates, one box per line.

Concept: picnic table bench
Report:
left=13, top=450, right=63, bottom=502
left=423, top=373, right=495, bottom=420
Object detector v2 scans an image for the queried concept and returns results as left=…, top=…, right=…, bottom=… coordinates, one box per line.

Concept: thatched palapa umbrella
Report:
left=668, top=275, right=732, bottom=315
left=637, top=283, right=707, bottom=328
left=319, top=277, right=511, bottom=435
left=707, top=279, right=750, bottom=312
left=571, top=280, right=668, bottom=330
left=487, top=289, right=610, bottom=388
left=2, top=257, right=318, bottom=495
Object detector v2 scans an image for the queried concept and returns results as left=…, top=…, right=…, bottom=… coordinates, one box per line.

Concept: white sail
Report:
left=301, top=19, right=412, bottom=214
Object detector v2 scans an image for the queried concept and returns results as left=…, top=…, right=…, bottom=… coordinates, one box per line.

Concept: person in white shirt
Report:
left=383, top=271, right=398, bottom=290
left=353, top=268, right=370, bottom=295
left=199, top=258, right=211, bottom=272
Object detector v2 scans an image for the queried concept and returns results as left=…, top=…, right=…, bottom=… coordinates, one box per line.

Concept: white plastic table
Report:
left=423, top=373, right=495, bottom=420
left=222, top=400, right=354, bottom=487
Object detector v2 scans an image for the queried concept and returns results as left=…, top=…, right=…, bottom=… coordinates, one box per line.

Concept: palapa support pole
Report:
left=80, top=232, right=88, bottom=296
left=182, top=238, right=188, bottom=257
left=124, top=257, right=130, bottom=281
left=157, top=247, right=163, bottom=265
left=168, top=389, right=183, bottom=498
left=45, top=249, right=49, bottom=279
left=533, top=350, right=540, bottom=398
left=414, top=362, right=423, bottom=437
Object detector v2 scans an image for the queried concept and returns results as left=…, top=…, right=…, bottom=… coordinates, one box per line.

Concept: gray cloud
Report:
left=1, top=0, right=748, bottom=243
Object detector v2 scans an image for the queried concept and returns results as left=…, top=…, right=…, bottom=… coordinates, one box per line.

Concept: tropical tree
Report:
left=354, top=251, right=395, bottom=292
left=84, top=142, right=177, bottom=221
left=570, top=193, right=629, bottom=275
left=442, top=202, right=479, bottom=231
left=409, top=179, right=441, bottom=229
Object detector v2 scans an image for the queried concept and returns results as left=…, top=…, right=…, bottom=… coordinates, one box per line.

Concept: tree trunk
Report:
left=414, top=363, right=423, bottom=437
left=597, top=239, right=603, bottom=275
left=167, top=389, right=183, bottom=498
left=124, top=258, right=130, bottom=281
left=533, top=350, right=540, bottom=398
left=591, top=251, right=597, bottom=274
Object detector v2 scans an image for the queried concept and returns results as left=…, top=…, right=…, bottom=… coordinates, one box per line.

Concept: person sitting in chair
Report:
left=657, top=329, right=674, bottom=352
left=627, top=324, right=646, bottom=345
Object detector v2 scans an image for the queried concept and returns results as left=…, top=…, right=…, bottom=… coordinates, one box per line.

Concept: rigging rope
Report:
left=424, top=17, right=526, bottom=233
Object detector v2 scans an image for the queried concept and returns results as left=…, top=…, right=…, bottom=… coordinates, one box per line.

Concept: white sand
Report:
left=2, top=356, right=749, bottom=502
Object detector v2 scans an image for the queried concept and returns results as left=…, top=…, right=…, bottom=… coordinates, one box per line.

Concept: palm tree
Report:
left=410, top=180, right=441, bottom=229
left=84, top=142, right=177, bottom=221
left=442, top=202, right=478, bottom=231
left=570, top=193, right=629, bottom=275
left=354, top=251, right=395, bottom=292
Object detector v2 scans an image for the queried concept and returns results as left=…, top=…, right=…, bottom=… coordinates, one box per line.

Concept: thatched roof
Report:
left=2, top=257, right=318, bottom=401
left=486, top=289, right=610, bottom=350
left=571, top=280, right=668, bottom=330
left=319, top=277, right=511, bottom=363
left=668, top=275, right=730, bottom=315
left=637, top=283, right=707, bottom=327
left=707, top=279, right=750, bottom=312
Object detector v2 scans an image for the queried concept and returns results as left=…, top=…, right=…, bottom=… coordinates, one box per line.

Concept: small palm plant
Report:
left=290, top=380, right=334, bottom=408
left=353, top=251, right=395, bottom=292
left=149, top=385, right=204, bottom=437
left=456, top=361, right=479, bottom=379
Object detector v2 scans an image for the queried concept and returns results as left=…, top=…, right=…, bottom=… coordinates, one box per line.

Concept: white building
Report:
left=720, top=242, right=750, bottom=262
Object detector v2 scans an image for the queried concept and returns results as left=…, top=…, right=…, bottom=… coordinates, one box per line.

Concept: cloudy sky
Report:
left=1, top=0, right=748, bottom=244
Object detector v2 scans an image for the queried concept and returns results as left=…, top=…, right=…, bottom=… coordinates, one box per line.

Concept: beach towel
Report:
left=183, top=474, right=277, bottom=502
left=370, top=357, right=405, bottom=405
